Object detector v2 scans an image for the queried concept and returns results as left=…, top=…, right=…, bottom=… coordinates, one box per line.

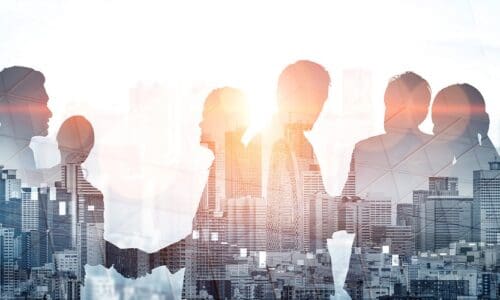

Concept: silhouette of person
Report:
left=0, top=66, right=52, bottom=173
left=346, top=72, right=434, bottom=207
left=183, top=87, right=255, bottom=298
left=109, top=87, right=254, bottom=290
left=266, top=60, right=330, bottom=252
left=198, top=87, right=260, bottom=203
left=106, top=88, right=252, bottom=284
left=48, top=116, right=105, bottom=278
left=428, top=84, right=498, bottom=196
left=266, top=60, right=353, bottom=298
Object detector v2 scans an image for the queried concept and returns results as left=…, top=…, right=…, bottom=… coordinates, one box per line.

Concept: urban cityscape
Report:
left=1, top=64, right=500, bottom=300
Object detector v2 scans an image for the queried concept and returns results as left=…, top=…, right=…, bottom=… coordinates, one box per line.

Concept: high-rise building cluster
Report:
left=2, top=121, right=500, bottom=299
left=0, top=164, right=103, bottom=299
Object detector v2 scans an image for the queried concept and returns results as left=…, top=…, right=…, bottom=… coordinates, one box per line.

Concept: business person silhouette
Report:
left=183, top=87, right=256, bottom=299
left=0, top=66, right=52, bottom=175
left=51, top=116, right=105, bottom=279
left=265, top=60, right=355, bottom=299
left=428, top=83, right=498, bottom=196
left=266, top=60, right=330, bottom=252
left=347, top=72, right=434, bottom=206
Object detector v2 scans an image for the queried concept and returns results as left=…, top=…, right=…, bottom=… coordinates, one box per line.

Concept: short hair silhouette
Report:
left=200, top=87, right=249, bottom=142
left=0, top=66, right=52, bottom=139
left=57, top=115, right=95, bottom=164
left=432, top=83, right=489, bottom=136
left=384, top=71, right=431, bottom=132
left=277, top=60, right=330, bottom=128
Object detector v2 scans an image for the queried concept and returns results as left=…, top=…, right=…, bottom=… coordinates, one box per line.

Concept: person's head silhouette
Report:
left=432, top=83, right=489, bottom=138
left=277, top=60, right=330, bottom=130
left=199, top=87, right=249, bottom=145
left=0, top=66, right=52, bottom=140
left=383, top=72, right=431, bottom=133
left=57, top=115, right=94, bottom=164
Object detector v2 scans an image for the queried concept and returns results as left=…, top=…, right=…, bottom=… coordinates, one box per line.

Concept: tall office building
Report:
left=338, top=197, right=370, bottom=247
left=338, top=194, right=391, bottom=247
left=1, top=167, right=21, bottom=201
left=267, top=140, right=302, bottom=251
left=191, top=139, right=228, bottom=281
left=372, top=225, right=414, bottom=256
left=342, top=154, right=356, bottom=197
left=0, top=169, right=22, bottom=235
left=415, top=177, right=473, bottom=251
left=227, top=196, right=266, bottom=251
left=21, top=187, right=50, bottom=266
left=413, top=190, right=429, bottom=253
left=192, top=209, right=228, bottom=280
left=0, top=225, right=15, bottom=298
left=423, top=195, right=473, bottom=251
left=413, top=178, right=459, bottom=253
left=53, top=249, right=78, bottom=273
left=396, top=203, right=417, bottom=227
left=48, top=185, right=72, bottom=252
left=61, top=163, right=104, bottom=279
left=473, top=159, right=500, bottom=243
left=191, top=141, right=228, bottom=285
left=429, top=177, right=459, bottom=196
left=310, top=193, right=338, bottom=252
left=366, top=193, right=392, bottom=228
left=21, top=187, right=40, bottom=233
left=267, top=123, right=324, bottom=252
left=302, top=163, right=326, bottom=252
left=61, top=164, right=102, bottom=247
left=85, top=223, right=105, bottom=266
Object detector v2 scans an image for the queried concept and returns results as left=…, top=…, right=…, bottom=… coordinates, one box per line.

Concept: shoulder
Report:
left=354, top=134, right=387, bottom=151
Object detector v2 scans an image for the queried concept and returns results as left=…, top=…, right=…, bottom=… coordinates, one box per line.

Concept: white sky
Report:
left=1, top=0, right=499, bottom=252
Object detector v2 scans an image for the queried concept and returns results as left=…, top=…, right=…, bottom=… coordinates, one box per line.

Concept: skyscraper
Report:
left=0, top=224, right=15, bottom=298
left=372, top=225, right=414, bottom=256
left=342, top=153, right=356, bottom=197
left=267, top=123, right=325, bottom=252
left=396, top=203, right=417, bottom=227
left=227, top=196, right=266, bottom=251
left=310, top=193, right=338, bottom=252
left=421, top=183, right=473, bottom=251
left=21, top=187, right=50, bottom=267
left=338, top=194, right=391, bottom=247
left=0, top=168, right=22, bottom=236
left=429, top=177, right=459, bottom=196
left=266, top=140, right=302, bottom=251
left=473, top=158, right=500, bottom=243
left=61, top=163, right=104, bottom=279
left=413, top=190, right=429, bottom=253
left=302, top=163, right=326, bottom=252
left=48, top=184, right=72, bottom=252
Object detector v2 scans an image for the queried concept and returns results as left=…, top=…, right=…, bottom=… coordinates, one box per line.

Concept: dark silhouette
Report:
left=346, top=72, right=434, bottom=206
left=427, top=83, right=498, bottom=196
left=0, top=66, right=52, bottom=171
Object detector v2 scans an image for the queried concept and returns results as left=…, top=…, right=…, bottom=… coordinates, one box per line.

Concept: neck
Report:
left=0, top=135, right=35, bottom=170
